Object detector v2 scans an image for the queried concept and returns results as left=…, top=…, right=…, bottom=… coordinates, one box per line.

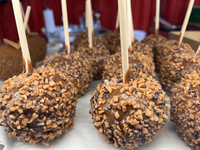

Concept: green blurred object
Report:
left=189, top=6, right=200, bottom=24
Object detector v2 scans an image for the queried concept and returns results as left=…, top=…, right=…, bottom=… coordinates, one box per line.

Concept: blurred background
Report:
left=0, top=0, right=200, bottom=43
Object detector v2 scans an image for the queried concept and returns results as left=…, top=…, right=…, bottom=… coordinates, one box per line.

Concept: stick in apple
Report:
left=126, top=0, right=132, bottom=49
left=61, top=0, right=71, bottom=54
left=87, top=0, right=93, bottom=47
left=3, top=38, right=21, bottom=50
left=178, top=0, right=194, bottom=46
left=155, top=0, right=160, bottom=36
left=129, top=0, right=135, bottom=43
left=20, top=2, right=31, bottom=34
left=3, top=7, right=31, bottom=50
left=12, top=0, right=33, bottom=73
left=88, top=0, right=94, bottom=35
left=23, top=6, right=31, bottom=32
left=118, top=0, right=129, bottom=83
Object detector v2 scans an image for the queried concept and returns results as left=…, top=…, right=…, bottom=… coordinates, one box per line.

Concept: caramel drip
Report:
left=22, top=57, right=26, bottom=72
left=104, top=89, right=131, bottom=126
left=104, top=89, right=147, bottom=128
left=128, top=45, right=131, bottom=54
left=92, top=29, right=95, bottom=36
left=22, top=57, right=33, bottom=73
left=28, top=60, right=33, bottom=73
left=178, top=33, right=182, bottom=45
left=155, top=28, right=159, bottom=37
left=65, top=45, right=71, bottom=55
left=125, top=69, right=131, bottom=84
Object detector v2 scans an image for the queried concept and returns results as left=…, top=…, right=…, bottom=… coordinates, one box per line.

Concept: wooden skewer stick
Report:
left=3, top=7, right=31, bottom=51
left=23, top=6, right=31, bottom=32
left=115, top=10, right=119, bottom=31
left=87, top=0, right=93, bottom=47
left=130, top=0, right=134, bottom=43
left=61, top=0, right=71, bottom=55
left=155, top=0, right=160, bottom=36
left=178, top=0, right=194, bottom=47
left=118, top=0, right=129, bottom=84
left=88, top=0, right=94, bottom=35
left=12, top=0, right=33, bottom=73
left=126, top=0, right=132, bottom=49
left=195, top=45, right=200, bottom=58
left=85, top=0, right=88, bottom=30
left=3, top=38, right=21, bottom=50
left=20, top=2, right=31, bottom=34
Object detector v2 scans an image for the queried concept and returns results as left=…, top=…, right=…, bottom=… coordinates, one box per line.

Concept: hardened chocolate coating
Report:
left=73, top=32, right=87, bottom=51
left=102, top=31, right=121, bottom=55
left=77, top=43, right=110, bottom=80
left=142, top=34, right=167, bottom=72
left=44, top=52, right=93, bottom=97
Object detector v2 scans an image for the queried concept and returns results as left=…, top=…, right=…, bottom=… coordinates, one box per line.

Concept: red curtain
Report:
left=0, top=0, right=200, bottom=42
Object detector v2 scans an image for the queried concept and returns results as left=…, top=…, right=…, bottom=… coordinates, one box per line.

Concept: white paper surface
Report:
left=0, top=79, right=191, bottom=150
